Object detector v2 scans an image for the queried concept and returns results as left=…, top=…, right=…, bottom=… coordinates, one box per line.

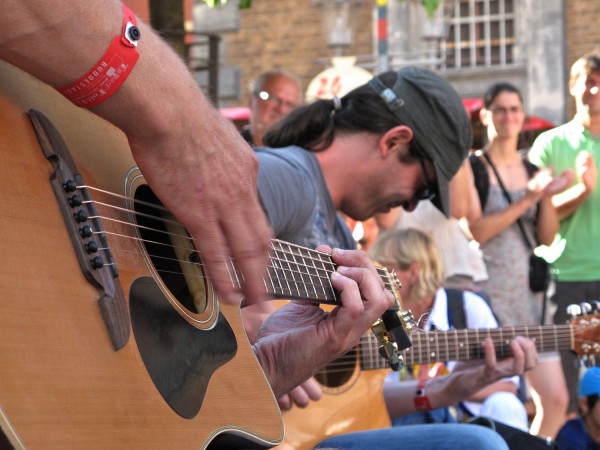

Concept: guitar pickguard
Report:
left=130, top=276, right=237, bottom=419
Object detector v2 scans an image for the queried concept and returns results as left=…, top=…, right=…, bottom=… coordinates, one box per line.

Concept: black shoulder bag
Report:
left=481, top=152, right=550, bottom=294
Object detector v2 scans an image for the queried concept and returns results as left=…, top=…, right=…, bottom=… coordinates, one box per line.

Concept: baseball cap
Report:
left=579, top=366, right=600, bottom=397
left=367, top=67, right=472, bottom=217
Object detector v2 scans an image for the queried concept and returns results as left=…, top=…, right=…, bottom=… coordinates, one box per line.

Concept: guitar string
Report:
left=314, top=325, right=580, bottom=374
left=88, top=199, right=340, bottom=287
left=76, top=192, right=394, bottom=301
left=83, top=185, right=391, bottom=276
left=73, top=187, right=588, bottom=360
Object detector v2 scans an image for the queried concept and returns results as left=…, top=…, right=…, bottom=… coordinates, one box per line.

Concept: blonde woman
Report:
left=369, top=228, right=528, bottom=431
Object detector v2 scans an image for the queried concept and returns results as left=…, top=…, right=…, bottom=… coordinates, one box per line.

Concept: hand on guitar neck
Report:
left=253, top=246, right=395, bottom=398
left=384, top=336, right=537, bottom=419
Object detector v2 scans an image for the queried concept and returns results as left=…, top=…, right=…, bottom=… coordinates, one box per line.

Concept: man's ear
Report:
left=379, top=125, right=414, bottom=158
left=579, top=396, right=590, bottom=415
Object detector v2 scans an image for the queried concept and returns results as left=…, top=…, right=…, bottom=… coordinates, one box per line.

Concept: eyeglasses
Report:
left=256, top=90, right=300, bottom=111
left=415, top=156, right=437, bottom=202
left=490, top=105, right=523, bottom=115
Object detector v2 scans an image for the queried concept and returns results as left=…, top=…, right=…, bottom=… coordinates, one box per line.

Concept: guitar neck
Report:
left=233, top=239, right=395, bottom=306
left=359, top=324, right=574, bottom=370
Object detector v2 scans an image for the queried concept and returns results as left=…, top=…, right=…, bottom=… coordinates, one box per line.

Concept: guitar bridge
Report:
left=28, top=109, right=130, bottom=351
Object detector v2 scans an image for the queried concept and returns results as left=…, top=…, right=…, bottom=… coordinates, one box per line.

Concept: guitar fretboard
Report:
left=229, top=239, right=396, bottom=305
left=358, top=324, right=574, bottom=370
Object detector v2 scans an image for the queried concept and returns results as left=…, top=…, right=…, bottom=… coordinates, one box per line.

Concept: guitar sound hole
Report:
left=134, top=185, right=206, bottom=314
left=314, top=347, right=357, bottom=388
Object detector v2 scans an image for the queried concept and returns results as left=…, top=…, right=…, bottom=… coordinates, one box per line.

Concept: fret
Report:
left=443, top=327, right=450, bottom=365
left=309, top=250, right=328, bottom=300
left=458, top=329, right=467, bottom=361
left=284, top=242, right=305, bottom=298
left=530, top=326, right=540, bottom=353
left=402, top=335, right=413, bottom=366
left=274, top=242, right=296, bottom=298
left=432, top=331, right=438, bottom=362
left=425, top=331, right=432, bottom=364
left=269, top=241, right=288, bottom=297
left=265, top=245, right=279, bottom=295
left=418, top=332, right=425, bottom=365
left=292, top=245, right=312, bottom=299
left=538, top=325, right=545, bottom=353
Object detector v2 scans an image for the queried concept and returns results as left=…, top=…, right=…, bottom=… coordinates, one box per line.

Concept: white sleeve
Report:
left=462, top=291, right=499, bottom=329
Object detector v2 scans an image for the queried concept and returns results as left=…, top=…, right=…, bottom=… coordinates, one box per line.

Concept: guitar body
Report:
left=277, top=369, right=390, bottom=450
left=0, top=62, right=283, bottom=449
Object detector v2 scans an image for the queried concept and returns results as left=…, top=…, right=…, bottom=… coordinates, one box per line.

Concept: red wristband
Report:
left=57, top=3, right=140, bottom=108
left=414, top=378, right=433, bottom=412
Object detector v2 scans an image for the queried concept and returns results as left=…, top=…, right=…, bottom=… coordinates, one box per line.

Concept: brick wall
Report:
left=219, top=0, right=599, bottom=111
left=565, top=0, right=600, bottom=116
left=222, top=0, right=373, bottom=106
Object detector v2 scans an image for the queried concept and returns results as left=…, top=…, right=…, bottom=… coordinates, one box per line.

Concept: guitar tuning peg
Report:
left=590, top=300, right=600, bottom=311
left=567, top=304, right=582, bottom=318
left=581, top=302, right=593, bottom=314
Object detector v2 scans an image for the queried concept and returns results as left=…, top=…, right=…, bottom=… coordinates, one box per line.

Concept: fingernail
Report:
left=334, top=248, right=345, bottom=256
left=337, top=266, right=349, bottom=273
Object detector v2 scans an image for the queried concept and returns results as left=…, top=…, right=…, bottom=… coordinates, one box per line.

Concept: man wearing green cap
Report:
left=242, top=67, right=538, bottom=450
left=243, top=66, right=472, bottom=350
left=556, top=366, right=600, bottom=449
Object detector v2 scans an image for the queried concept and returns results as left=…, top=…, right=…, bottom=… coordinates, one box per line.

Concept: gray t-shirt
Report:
left=256, top=146, right=356, bottom=250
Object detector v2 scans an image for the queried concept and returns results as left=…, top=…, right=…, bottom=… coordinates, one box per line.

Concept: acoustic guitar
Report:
left=0, top=62, right=409, bottom=449
left=277, top=311, right=600, bottom=450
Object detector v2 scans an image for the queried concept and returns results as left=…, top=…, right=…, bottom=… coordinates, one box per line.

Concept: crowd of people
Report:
left=2, top=1, right=600, bottom=449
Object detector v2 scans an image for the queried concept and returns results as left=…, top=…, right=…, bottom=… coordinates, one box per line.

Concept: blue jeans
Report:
left=314, top=423, right=509, bottom=450
left=391, top=407, right=457, bottom=426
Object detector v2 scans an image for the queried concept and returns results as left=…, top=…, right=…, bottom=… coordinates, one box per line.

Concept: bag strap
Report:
left=445, top=288, right=467, bottom=330
left=481, top=152, right=535, bottom=251
left=469, top=152, right=490, bottom=211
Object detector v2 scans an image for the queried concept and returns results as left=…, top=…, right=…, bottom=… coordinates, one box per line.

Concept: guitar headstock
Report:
left=571, top=312, right=600, bottom=359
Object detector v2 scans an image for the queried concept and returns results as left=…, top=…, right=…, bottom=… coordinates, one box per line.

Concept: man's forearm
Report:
left=384, top=366, right=489, bottom=418
left=553, top=182, right=590, bottom=220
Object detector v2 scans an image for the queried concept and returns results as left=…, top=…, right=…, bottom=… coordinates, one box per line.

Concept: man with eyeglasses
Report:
left=242, top=69, right=303, bottom=147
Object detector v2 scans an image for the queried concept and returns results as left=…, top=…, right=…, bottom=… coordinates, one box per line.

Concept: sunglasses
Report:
left=415, top=156, right=437, bottom=202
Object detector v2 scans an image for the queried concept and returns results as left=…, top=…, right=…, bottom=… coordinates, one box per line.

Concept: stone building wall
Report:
left=223, top=0, right=373, bottom=106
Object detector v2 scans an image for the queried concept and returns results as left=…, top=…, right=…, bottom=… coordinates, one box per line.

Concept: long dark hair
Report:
left=483, top=81, right=523, bottom=109
left=263, top=72, right=405, bottom=152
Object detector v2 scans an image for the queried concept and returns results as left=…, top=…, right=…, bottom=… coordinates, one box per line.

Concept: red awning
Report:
left=219, top=107, right=250, bottom=121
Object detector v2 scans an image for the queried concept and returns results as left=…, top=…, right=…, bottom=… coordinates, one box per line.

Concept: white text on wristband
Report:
left=57, top=3, right=140, bottom=108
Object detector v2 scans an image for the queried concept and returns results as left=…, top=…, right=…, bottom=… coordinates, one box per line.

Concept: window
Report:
left=444, top=0, right=516, bottom=69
